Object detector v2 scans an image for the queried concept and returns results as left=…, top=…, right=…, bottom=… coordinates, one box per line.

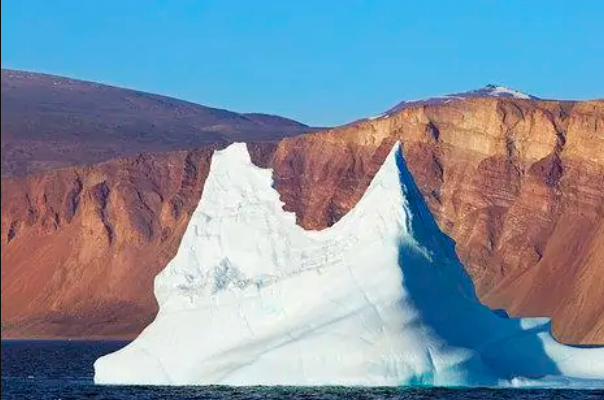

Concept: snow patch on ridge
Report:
left=485, top=84, right=532, bottom=99
left=371, top=85, right=537, bottom=119
left=94, top=142, right=604, bottom=387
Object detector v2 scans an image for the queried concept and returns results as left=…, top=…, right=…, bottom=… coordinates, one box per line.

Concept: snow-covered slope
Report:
left=374, top=85, right=538, bottom=119
left=94, top=143, right=604, bottom=387
left=464, top=84, right=535, bottom=99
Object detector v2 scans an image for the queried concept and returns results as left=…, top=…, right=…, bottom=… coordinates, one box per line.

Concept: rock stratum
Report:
left=1, top=70, right=603, bottom=345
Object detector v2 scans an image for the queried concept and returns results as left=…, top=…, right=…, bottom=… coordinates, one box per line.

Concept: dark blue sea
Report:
left=1, top=341, right=602, bottom=400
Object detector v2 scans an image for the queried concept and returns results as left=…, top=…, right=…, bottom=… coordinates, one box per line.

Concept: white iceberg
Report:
left=94, top=142, right=604, bottom=387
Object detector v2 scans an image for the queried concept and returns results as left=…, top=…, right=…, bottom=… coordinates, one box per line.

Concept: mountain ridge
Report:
left=374, top=84, right=550, bottom=119
left=1, top=70, right=602, bottom=345
left=1, top=69, right=315, bottom=177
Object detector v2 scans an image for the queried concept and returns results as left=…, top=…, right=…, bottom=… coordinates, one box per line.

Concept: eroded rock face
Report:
left=270, top=98, right=604, bottom=344
left=2, top=97, right=603, bottom=344
left=1, top=148, right=216, bottom=337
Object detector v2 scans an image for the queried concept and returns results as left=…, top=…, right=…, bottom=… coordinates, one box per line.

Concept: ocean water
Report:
left=1, top=341, right=602, bottom=400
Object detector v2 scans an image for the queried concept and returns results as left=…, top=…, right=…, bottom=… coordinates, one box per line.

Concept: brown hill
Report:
left=1, top=69, right=311, bottom=177
left=1, top=72, right=602, bottom=344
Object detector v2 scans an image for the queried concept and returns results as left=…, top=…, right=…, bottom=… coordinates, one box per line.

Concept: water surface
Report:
left=2, top=341, right=602, bottom=400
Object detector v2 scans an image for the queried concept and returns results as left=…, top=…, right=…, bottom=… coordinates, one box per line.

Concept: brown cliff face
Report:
left=1, top=148, right=218, bottom=337
left=270, top=98, right=604, bottom=344
left=2, top=96, right=603, bottom=344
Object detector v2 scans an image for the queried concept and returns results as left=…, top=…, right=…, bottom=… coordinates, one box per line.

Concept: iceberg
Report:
left=94, top=142, right=604, bottom=387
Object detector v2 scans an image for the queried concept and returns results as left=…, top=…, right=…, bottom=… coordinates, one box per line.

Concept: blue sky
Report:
left=2, top=0, right=602, bottom=126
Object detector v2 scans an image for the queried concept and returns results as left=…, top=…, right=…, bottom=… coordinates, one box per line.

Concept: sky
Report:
left=1, top=0, right=603, bottom=126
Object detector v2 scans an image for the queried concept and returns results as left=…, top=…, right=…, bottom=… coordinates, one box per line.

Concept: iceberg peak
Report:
left=94, top=142, right=604, bottom=387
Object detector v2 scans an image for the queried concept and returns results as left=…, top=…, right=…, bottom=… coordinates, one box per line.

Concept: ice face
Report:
left=94, top=142, right=604, bottom=387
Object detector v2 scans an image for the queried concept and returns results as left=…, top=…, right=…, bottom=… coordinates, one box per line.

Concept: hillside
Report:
left=1, top=69, right=311, bottom=176
left=1, top=72, right=602, bottom=344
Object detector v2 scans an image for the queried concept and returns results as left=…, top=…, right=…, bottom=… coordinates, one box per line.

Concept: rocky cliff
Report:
left=2, top=73, right=602, bottom=344
left=269, top=97, right=604, bottom=344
